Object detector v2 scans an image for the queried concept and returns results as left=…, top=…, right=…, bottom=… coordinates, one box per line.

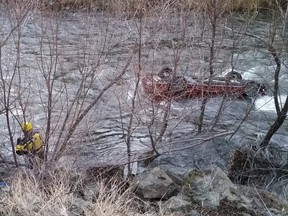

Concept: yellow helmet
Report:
left=21, top=122, right=33, bottom=132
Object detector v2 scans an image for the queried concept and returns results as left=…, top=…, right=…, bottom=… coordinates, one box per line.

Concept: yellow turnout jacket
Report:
left=16, top=131, right=43, bottom=155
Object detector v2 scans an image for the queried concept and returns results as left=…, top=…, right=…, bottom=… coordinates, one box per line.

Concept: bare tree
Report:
left=3, top=0, right=286, bottom=171
left=197, top=0, right=223, bottom=132
left=0, top=1, right=139, bottom=167
left=260, top=0, right=288, bottom=148
left=0, top=0, right=38, bottom=166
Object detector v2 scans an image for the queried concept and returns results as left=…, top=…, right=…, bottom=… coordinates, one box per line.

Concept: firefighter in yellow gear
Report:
left=15, top=122, right=44, bottom=169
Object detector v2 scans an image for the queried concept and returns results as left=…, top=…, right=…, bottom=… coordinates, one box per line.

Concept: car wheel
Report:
left=225, top=71, right=243, bottom=81
left=158, top=67, right=172, bottom=80
left=244, top=81, right=261, bottom=97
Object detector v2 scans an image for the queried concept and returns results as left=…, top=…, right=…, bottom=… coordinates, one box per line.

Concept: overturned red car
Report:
left=141, top=67, right=267, bottom=102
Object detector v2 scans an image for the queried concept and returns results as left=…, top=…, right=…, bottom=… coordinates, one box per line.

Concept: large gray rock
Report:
left=134, top=167, right=179, bottom=200
left=159, top=195, right=191, bottom=214
left=186, top=210, right=201, bottom=216
left=181, top=165, right=288, bottom=215
left=182, top=165, right=242, bottom=209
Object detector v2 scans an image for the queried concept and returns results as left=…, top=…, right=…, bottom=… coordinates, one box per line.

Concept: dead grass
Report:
left=190, top=0, right=270, bottom=11
left=24, top=0, right=284, bottom=12
left=0, top=167, right=155, bottom=216
left=85, top=180, right=136, bottom=216
left=0, top=168, right=74, bottom=216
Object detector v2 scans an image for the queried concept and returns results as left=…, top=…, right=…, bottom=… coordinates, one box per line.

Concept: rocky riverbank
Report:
left=1, top=145, right=288, bottom=216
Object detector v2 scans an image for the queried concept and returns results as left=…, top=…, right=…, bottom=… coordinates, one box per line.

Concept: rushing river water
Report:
left=0, top=8, right=287, bottom=171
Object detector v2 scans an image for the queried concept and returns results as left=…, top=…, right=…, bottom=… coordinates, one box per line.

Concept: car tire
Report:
left=225, top=71, right=243, bottom=81
left=244, top=81, right=261, bottom=97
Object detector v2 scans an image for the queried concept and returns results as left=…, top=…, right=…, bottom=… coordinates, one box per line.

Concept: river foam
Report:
left=255, top=95, right=287, bottom=112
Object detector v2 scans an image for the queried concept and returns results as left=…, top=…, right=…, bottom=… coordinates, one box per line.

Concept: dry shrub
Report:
left=2, top=0, right=285, bottom=13
left=0, top=167, right=155, bottom=216
left=86, top=180, right=136, bottom=216
left=85, top=177, right=158, bottom=216
left=118, top=0, right=284, bottom=13
left=1, top=168, right=74, bottom=216
left=188, top=0, right=272, bottom=12
left=4, top=0, right=282, bottom=14
left=40, top=0, right=279, bottom=12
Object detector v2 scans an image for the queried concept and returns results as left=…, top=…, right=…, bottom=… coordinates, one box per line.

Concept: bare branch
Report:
left=53, top=52, right=136, bottom=161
